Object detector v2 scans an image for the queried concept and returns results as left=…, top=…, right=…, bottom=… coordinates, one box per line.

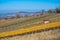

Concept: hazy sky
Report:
left=0, top=0, right=60, bottom=13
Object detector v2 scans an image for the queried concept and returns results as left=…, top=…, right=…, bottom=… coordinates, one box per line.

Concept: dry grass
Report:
left=0, top=28, right=60, bottom=40
left=0, top=13, right=60, bottom=40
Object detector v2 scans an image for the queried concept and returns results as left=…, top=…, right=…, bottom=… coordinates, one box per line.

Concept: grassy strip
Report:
left=0, top=21, right=60, bottom=38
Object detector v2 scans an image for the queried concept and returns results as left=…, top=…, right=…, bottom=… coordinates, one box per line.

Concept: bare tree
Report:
left=15, top=13, right=20, bottom=18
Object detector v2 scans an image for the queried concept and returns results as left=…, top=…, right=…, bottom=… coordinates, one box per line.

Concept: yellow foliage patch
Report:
left=0, top=21, right=60, bottom=38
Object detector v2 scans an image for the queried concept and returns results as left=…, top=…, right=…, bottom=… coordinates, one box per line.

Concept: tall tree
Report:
left=56, top=7, right=60, bottom=13
left=41, top=10, right=45, bottom=13
left=48, top=10, right=53, bottom=13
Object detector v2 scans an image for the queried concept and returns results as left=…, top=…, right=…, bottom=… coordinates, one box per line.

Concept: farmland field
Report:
left=0, top=27, right=60, bottom=40
left=0, top=13, right=60, bottom=33
left=0, top=13, right=60, bottom=40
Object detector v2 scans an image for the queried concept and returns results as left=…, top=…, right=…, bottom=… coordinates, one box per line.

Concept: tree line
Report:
left=48, top=7, right=60, bottom=13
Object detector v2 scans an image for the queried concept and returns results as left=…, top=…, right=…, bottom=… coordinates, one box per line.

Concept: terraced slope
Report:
left=0, top=21, right=60, bottom=38
left=0, top=13, right=60, bottom=40
left=0, top=27, right=60, bottom=40
left=0, top=13, right=60, bottom=33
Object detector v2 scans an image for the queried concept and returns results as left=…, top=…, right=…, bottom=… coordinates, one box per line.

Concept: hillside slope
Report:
left=0, top=13, right=60, bottom=33
left=0, top=13, right=60, bottom=40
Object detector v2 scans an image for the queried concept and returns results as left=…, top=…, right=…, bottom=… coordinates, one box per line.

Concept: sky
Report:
left=0, top=0, right=60, bottom=14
